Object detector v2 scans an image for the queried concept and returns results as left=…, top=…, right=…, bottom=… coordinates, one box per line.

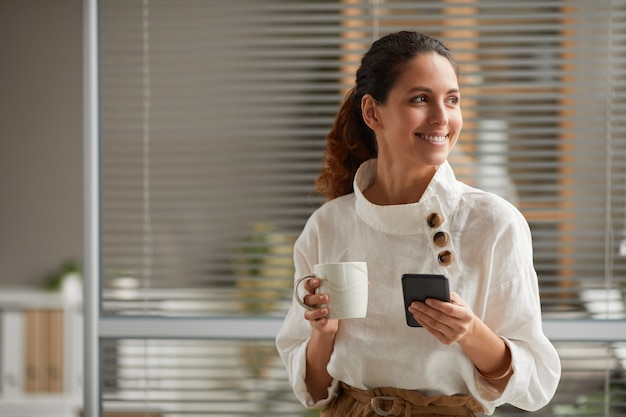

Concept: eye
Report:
left=410, top=95, right=427, bottom=103
left=447, top=96, right=460, bottom=105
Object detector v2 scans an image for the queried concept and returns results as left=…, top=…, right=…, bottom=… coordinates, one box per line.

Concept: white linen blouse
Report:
left=275, top=159, right=561, bottom=414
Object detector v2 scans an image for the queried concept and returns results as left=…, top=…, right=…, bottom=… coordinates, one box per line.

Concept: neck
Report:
left=363, top=161, right=437, bottom=205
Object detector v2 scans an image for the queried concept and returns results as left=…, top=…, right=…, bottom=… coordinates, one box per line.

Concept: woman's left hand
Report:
left=408, top=292, right=476, bottom=345
left=410, top=292, right=514, bottom=392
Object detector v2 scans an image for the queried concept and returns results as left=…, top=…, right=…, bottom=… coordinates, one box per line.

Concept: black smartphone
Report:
left=401, top=274, right=450, bottom=327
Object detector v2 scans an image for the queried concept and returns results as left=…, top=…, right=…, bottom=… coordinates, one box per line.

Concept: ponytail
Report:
left=315, top=88, right=378, bottom=200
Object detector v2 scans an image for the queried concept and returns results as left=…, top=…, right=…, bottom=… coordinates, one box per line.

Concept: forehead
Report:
left=393, top=53, right=459, bottom=92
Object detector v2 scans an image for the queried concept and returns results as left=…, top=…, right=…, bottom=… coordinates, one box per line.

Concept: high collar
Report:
left=354, top=159, right=463, bottom=274
left=354, top=159, right=462, bottom=236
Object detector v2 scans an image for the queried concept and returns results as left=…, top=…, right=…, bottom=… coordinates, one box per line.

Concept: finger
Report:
left=410, top=306, right=439, bottom=328
left=304, top=307, right=330, bottom=322
left=428, top=326, right=457, bottom=345
left=425, top=298, right=458, bottom=317
left=411, top=302, right=455, bottom=331
left=310, top=317, right=328, bottom=330
left=425, top=297, right=471, bottom=325
left=410, top=301, right=446, bottom=318
left=412, top=310, right=458, bottom=344
left=310, top=316, right=340, bottom=334
left=420, top=300, right=473, bottom=340
left=303, top=277, right=321, bottom=293
left=303, top=293, right=329, bottom=308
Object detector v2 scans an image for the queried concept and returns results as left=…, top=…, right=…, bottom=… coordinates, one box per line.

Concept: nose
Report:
left=428, top=103, right=448, bottom=126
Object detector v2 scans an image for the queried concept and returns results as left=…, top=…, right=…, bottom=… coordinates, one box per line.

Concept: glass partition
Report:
left=91, top=0, right=626, bottom=415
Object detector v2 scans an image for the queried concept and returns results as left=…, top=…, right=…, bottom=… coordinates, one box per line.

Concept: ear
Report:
left=361, top=94, right=381, bottom=131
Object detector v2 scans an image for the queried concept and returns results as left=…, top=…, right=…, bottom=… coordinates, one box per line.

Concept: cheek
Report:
left=451, top=111, right=463, bottom=133
left=449, top=114, right=462, bottom=146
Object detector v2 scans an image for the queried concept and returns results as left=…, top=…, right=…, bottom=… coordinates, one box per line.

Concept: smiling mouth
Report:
left=416, top=133, right=448, bottom=143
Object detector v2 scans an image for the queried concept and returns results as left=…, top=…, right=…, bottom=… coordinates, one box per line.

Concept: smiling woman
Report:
left=276, top=31, right=560, bottom=416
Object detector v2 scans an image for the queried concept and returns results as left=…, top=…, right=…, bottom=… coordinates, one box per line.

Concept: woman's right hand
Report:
left=302, top=277, right=339, bottom=335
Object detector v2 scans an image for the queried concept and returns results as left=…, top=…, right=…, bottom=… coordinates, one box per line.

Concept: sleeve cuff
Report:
left=291, top=338, right=341, bottom=409
left=473, top=337, right=528, bottom=403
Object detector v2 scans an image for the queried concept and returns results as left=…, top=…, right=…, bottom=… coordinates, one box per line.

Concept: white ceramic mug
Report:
left=294, top=262, right=368, bottom=320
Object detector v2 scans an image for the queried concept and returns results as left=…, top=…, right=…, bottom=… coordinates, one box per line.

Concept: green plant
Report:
left=43, top=259, right=81, bottom=291
left=233, top=222, right=295, bottom=314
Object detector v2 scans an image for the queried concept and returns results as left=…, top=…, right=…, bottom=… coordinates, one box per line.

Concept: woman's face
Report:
left=369, top=52, right=462, bottom=170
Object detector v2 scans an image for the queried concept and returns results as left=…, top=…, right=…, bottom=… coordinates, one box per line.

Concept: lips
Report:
left=417, top=133, right=448, bottom=143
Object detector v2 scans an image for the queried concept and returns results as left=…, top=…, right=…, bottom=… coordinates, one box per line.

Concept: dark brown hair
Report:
left=315, top=31, right=458, bottom=200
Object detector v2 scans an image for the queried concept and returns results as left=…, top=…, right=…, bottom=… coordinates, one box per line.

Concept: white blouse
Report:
left=275, top=159, right=561, bottom=414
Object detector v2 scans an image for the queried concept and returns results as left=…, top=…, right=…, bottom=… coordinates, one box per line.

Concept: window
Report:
left=85, top=0, right=626, bottom=415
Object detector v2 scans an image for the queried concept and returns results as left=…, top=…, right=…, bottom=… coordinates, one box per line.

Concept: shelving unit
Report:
left=0, top=286, right=82, bottom=417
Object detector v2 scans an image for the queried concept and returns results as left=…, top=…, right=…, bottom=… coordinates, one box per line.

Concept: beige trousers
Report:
left=320, top=383, right=484, bottom=417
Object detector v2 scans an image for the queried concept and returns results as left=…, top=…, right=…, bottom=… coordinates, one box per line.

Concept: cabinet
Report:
left=0, top=285, right=82, bottom=417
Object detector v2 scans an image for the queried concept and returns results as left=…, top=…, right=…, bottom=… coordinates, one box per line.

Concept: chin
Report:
left=421, top=154, right=449, bottom=167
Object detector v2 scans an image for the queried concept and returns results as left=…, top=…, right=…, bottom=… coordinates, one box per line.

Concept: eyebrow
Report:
left=408, top=86, right=460, bottom=94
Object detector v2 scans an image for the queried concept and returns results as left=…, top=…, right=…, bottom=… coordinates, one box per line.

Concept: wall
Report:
left=0, top=0, right=82, bottom=287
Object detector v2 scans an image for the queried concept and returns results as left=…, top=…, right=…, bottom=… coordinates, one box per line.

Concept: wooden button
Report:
left=438, top=250, right=453, bottom=266
left=433, top=231, right=448, bottom=247
left=427, top=213, right=443, bottom=228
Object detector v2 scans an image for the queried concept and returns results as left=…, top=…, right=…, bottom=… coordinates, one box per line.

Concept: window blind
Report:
left=100, top=339, right=626, bottom=416
left=95, top=0, right=626, bottom=415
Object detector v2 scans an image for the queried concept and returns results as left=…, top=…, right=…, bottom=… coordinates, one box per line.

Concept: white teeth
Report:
left=421, top=134, right=447, bottom=142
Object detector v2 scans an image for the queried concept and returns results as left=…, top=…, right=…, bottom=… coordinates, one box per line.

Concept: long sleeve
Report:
left=471, top=206, right=561, bottom=410
left=275, top=223, right=342, bottom=409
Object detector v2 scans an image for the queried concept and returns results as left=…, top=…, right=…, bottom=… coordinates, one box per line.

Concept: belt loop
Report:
left=370, top=395, right=398, bottom=416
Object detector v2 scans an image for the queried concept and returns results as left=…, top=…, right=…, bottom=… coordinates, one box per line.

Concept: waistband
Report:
left=321, top=383, right=484, bottom=417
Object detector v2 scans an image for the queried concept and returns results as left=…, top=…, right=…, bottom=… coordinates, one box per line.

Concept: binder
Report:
left=48, top=309, right=64, bottom=392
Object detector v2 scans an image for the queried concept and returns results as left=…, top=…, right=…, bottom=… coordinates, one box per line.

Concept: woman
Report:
left=276, top=31, right=560, bottom=416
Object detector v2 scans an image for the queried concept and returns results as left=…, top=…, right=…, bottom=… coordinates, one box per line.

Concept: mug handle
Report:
left=294, top=273, right=317, bottom=311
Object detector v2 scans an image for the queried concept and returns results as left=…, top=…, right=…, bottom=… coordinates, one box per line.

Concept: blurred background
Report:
left=1, top=0, right=626, bottom=416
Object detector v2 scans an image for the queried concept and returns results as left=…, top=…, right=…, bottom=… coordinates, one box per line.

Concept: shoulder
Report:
left=306, top=193, right=356, bottom=226
left=456, top=183, right=530, bottom=237
left=295, top=193, right=356, bottom=246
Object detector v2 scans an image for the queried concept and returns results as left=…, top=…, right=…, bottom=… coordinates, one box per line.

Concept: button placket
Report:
left=423, top=197, right=461, bottom=275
